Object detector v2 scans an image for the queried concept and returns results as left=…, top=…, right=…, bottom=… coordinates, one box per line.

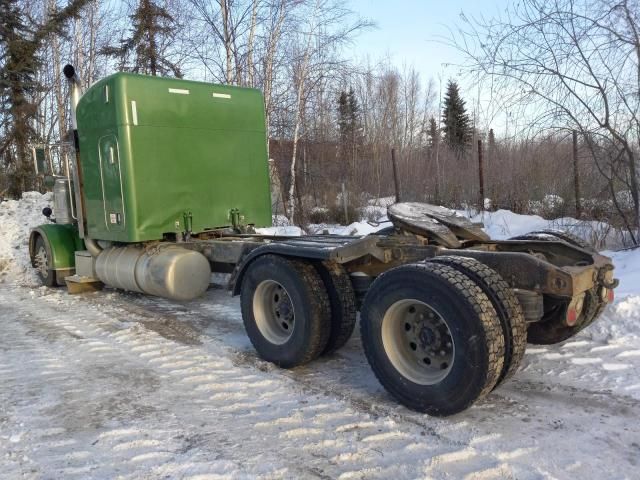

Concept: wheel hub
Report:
left=276, top=295, right=293, bottom=320
left=253, top=280, right=295, bottom=345
left=382, top=299, right=455, bottom=385
left=418, top=325, right=440, bottom=350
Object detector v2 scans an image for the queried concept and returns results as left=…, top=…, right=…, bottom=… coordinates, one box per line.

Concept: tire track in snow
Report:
left=93, top=287, right=640, bottom=476
left=2, top=285, right=639, bottom=479
left=96, top=288, right=640, bottom=414
left=0, top=287, right=515, bottom=479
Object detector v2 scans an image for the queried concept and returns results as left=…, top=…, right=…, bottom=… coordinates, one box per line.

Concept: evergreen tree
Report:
left=0, top=0, right=89, bottom=197
left=427, top=116, right=439, bottom=151
left=348, top=88, right=359, bottom=134
left=488, top=128, right=496, bottom=160
left=337, top=90, right=350, bottom=143
left=337, top=89, right=359, bottom=143
left=102, top=0, right=182, bottom=77
left=337, top=88, right=361, bottom=176
left=441, top=80, right=471, bottom=153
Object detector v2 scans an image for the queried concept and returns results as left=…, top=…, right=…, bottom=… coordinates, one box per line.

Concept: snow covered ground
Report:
left=1, top=193, right=640, bottom=479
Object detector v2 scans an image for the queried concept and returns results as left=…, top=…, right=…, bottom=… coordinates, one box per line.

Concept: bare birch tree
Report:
left=284, top=0, right=371, bottom=222
left=286, top=0, right=318, bottom=222
left=449, top=0, right=640, bottom=242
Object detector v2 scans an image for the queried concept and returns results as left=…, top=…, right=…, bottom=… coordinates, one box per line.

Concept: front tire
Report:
left=240, top=255, right=331, bottom=368
left=360, top=262, right=505, bottom=416
left=32, top=236, right=57, bottom=287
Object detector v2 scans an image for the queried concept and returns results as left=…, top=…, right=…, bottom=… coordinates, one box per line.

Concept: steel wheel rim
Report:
left=253, top=280, right=295, bottom=345
left=382, top=299, right=455, bottom=385
left=35, top=245, right=49, bottom=278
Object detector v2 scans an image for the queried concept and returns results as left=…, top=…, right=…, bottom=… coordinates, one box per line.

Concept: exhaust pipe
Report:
left=63, top=64, right=101, bottom=255
left=84, top=237, right=103, bottom=257
left=63, top=64, right=82, bottom=132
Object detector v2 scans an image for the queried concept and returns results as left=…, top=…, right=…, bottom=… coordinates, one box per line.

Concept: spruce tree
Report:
left=337, top=90, right=350, bottom=144
left=102, top=0, right=182, bottom=77
left=427, top=117, right=439, bottom=151
left=337, top=88, right=361, bottom=175
left=441, top=80, right=471, bottom=153
left=488, top=128, right=496, bottom=160
left=337, top=90, right=360, bottom=139
left=0, top=0, right=89, bottom=197
left=347, top=88, right=359, bottom=134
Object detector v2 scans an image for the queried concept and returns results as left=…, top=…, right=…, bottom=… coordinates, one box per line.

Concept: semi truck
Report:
left=28, top=65, right=618, bottom=416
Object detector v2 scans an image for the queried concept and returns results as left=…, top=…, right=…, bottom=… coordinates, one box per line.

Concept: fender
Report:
left=29, top=223, right=84, bottom=270
left=230, top=244, right=308, bottom=296
left=229, top=235, right=378, bottom=295
left=229, top=237, right=361, bottom=295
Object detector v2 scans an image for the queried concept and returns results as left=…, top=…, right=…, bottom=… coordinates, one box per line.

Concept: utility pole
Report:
left=478, top=139, right=485, bottom=211
left=435, top=69, right=444, bottom=204
left=572, top=130, right=582, bottom=217
left=391, top=148, right=401, bottom=203
left=341, top=182, right=349, bottom=224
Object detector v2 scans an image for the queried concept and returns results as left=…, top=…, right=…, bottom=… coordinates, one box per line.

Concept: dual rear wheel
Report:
left=241, top=254, right=524, bottom=416
left=360, top=260, right=522, bottom=416
left=240, top=255, right=356, bottom=368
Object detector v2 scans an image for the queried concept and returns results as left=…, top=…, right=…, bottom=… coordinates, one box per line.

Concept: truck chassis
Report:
left=31, top=204, right=617, bottom=416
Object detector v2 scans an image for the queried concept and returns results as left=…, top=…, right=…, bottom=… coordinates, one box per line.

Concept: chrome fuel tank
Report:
left=95, top=245, right=211, bottom=301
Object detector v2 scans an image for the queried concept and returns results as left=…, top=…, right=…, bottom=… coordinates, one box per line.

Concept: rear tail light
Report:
left=606, top=288, right=614, bottom=303
left=601, top=287, right=614, bottom=304
left=566, top=292, right=585, bottom=327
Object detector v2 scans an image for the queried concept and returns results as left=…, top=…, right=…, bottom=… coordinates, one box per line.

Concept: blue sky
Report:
left=347, top=0, right=514, bottom=130
left=348, top=0, right=511, bottom=83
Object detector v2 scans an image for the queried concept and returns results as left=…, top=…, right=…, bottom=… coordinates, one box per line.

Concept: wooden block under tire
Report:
left=65, top=275, right=104, bottom=294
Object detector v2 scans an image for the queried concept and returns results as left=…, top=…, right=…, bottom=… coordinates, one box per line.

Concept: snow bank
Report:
left=606, top=249, right=640, bottom=297
left=307, top=221, right=388, bottom=236
left=465, top=208, right=626, bottom=249
left=467, top=209, right=551, bottom=239
left=585, top=249, right=640, bottom=339
left=254, top=225, right=304, bottom=236
left=256, top=221, right=388, bottom=237
left=0, top=192, right=52, bottom=286
left=587, top=295, right=640, bottom=340
left=256, top=215, right=390, bottom=237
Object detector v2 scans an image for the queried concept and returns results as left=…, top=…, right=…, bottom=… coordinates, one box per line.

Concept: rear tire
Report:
left=33, top=236, right=57, bottom=287
left=314, top=262, right=357, bottom=355
left=240, top=255, right=331, bottom=368
left=429, top=256, right=527, bottom=387
left=360, top=262, right=505, bottom=416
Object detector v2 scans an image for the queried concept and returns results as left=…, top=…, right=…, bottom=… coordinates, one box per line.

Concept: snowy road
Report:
left=1, top=283, right=639, bottom=479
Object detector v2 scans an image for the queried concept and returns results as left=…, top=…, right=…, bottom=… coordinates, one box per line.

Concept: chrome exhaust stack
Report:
left=62, top=64, right=96, bottom=250
left=63, top=64, right=82, bottom=133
